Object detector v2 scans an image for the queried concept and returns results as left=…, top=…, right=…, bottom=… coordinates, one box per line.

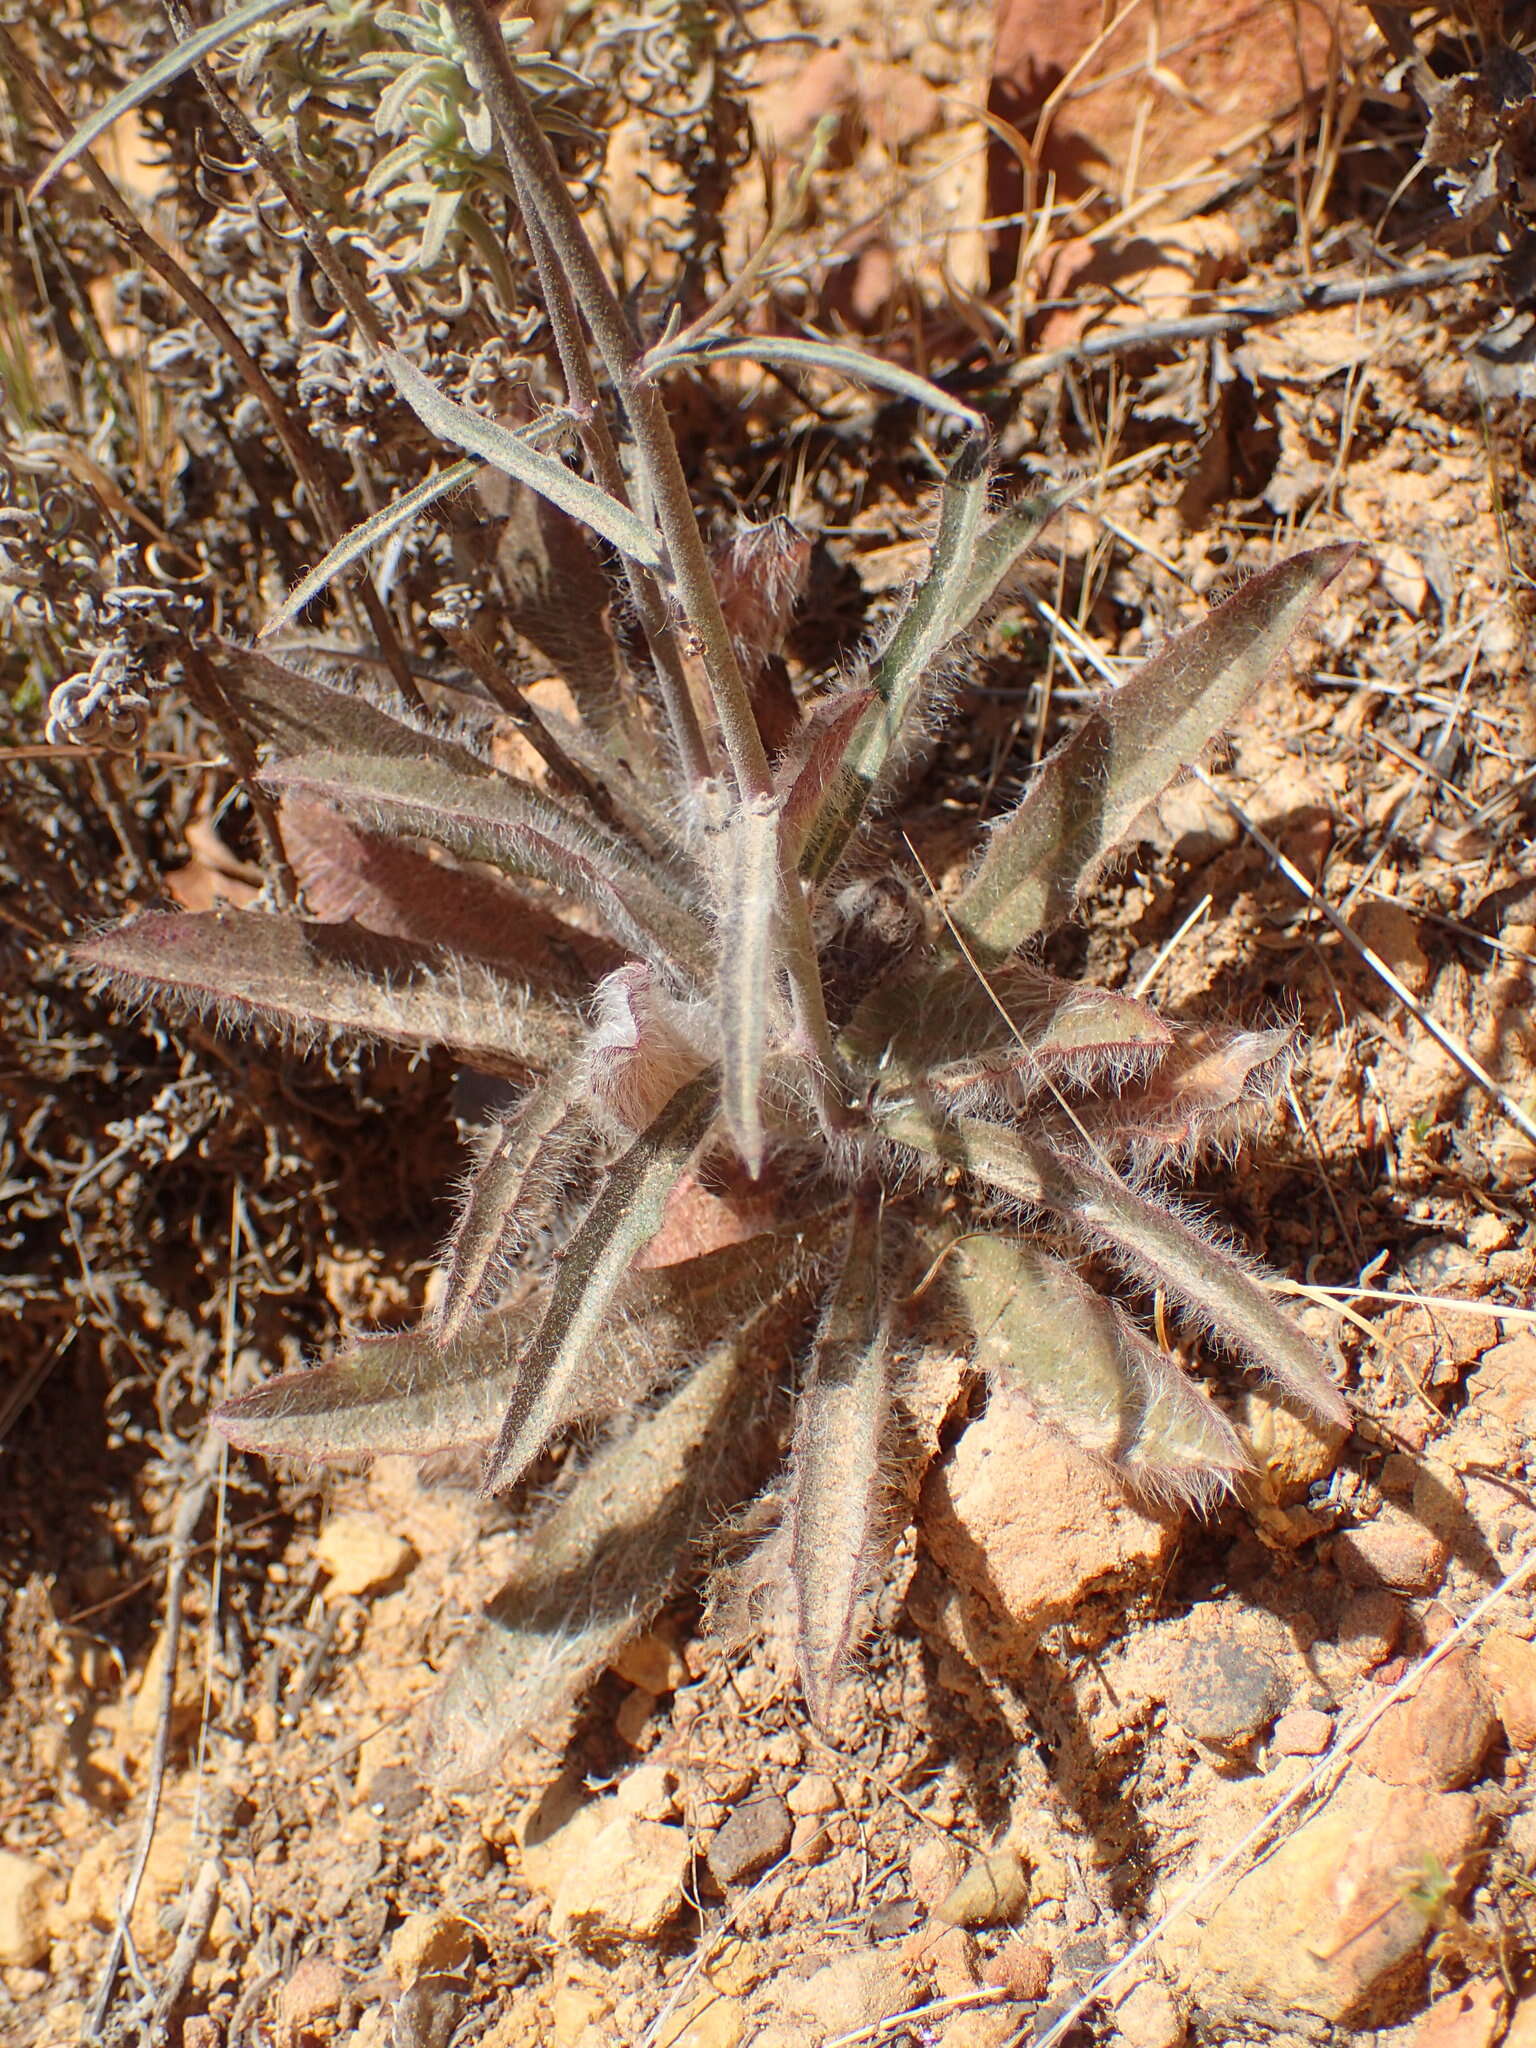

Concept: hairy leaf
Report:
left=278, top=797, right=619, bottom=993
left=262, top=749, right=712, bottom=976
left=384, top=349, right=665, bottom=568
left=853, top=961, right=1175, bottom=1097
left=950, top=1234, right=1247, bottom=1504
left=802, top=433, right=991, bottom=884
left=30, top=0, right=295, bottom=196
left=480, top=1074, right=721, bottom=1495
left=582, top=964, right=710, bottom=1132
left=648, top=333, right=985, bottom=427
left=788, top=1186, right=891, bottom=1724
left=952, top=544, right=1355, bottom=963
left=477, top=475, right=626, bottom=731
left=879, top=1103, right=1349, bottom=1428
left=76, top=910, right=577, bottom=1076
left=1039, top=1024, right=1296, bottom=1168
left=422, top=1339, right=771, bottom=1787
left=715, top=793, right=784, bottom=1174
left=208, top=643, right=454, bottom=762
left=432, top=1073, right=591, bottom=1347
left=776, top=690, right=875, bottom=870
left=261, top=461, right=480, bottom=640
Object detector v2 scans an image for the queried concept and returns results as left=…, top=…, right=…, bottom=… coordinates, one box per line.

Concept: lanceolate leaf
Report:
left=432, top=1074, right=591, bottom=1347
left=260, top=460, right=480, bottom=639
left=788, top=1186, right=891, bottom=1724
left=878, top=1103, right=1348, bottom=1428
left=480, top=1074, right=721, bottom=1495
left=776, top=690, right=875, bottom=870
left=1037, top=1024, right=1296, bottom=1168
left=262, top=750, right=712, bottom=976
left=76, top=911, right=578, bottom=1076
left=423, top=1339, right=771, bottom=1788
left=648, top=333, right=986, bottom=428
left=208, top=643, right=453, bottom=762
left=278, top=797, right=620, bottom=993
left=950, top=1234, right=1247, bottom=1504
left=716, top=794, right=783, bottom=1175
left=212, top=1304, right=538, bottom=1462
left=479, top=476, right=626, bottom=734
left=952, top=544, right=1355, bottom=964
left=30, top=0, right=295, bottom=197
left=383, top=349, right=665, bottom=569
left=802, top=434, right=991, bottom=885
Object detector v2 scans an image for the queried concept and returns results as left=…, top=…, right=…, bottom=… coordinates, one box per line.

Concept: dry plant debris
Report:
left=2, top=5, right=1536, bottom=2048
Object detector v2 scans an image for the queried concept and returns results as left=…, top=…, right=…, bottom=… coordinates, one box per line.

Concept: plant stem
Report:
left=514, top=187, right=709, bottom=784
left=442, top=0, right=770, bottom=804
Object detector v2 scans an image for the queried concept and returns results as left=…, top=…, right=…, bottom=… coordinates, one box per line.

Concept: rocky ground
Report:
left=4, top=3, right=1536, bottom=2046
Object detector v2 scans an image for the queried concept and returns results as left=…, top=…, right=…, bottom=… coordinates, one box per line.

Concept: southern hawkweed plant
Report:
left=53, top=1, right=1354, bottom=1781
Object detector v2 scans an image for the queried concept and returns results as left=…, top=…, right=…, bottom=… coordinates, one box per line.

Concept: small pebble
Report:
left=1115, top=1979, right=1186, bottom=2048
left=388, top=1910, right=474, bottom=1985
left=985, top=1938, right=1052, bottom=2001
left=789, top=1813, right=832, bottom=1866
left=0, top=1852, right=55, bottom=1967
left=1166, top=1639, right=1286, bottom=1748
left=786, top=1772, right=839, bottom=1817
left=1479, top=1631, right=1536, bottom=1749
left=935, top=1848, right=1029, bottom=1929
left=1270, top=1708, right=1334, bottom=1758
left=707, top=1795, right=792, bottom=1886
left=314, top=1513, right=415, bottom=1598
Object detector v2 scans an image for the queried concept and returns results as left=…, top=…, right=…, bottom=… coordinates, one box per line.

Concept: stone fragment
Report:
left=0, top=1852, right=56, bottom=1967
left=919, top=1394, right=1175, bottom=1662
left=905, top=1922, right=978, bottom=1996
left=909, top=1836, right=965, bottom=1913
left=934, top=1848, right=1028, bottom=1928
left=388, top=1910, right=474, bottom=1984
left=1471, top=1335, right=1536, bottom=1431
left=1506, top=1994, right=1536, bottom=2047
left=1408, top=1979, right=1506, bottom=2048
left=517, top=1784, right=607, bottom=1902
left=1335, top=1589, right=1404, bottom=1673
left=1115, top=1979, right=1186, bottom=2048
left=788, top=1815, right=832, bottom=1866
left=786, top=1773, right=838, bottom=1817
left=1238, top=1386, right=1348, bottom=1504
left=707, top=1795, right=792, bottom=1886
left=129, top=1629, right=205, bottom=1738
left=1478, top=1630, right=1536, bottom=1748
left=1270, top=1708, right=1335, bottom=1757
left=182, top=2020, right=223, bottom=2048
left=278, top=1954, right=347, bottom=2042
left=778, top=1951, right=907, bottom=2033
left=984, top=1938, right=1052, bottom=2001
left=656, top=1993, right=748, bottom=2048
left=314, top=1513, right=416, bottom=1598
left=1192, top=1775, right=1482, bottom=2023
left=1166, top=1637, right=1286, bottom=1748
left=551, top=1816, right=691, bottom=1943
left=615, top=1764, right=676, bottom=1821
left=1356, top=1652, right=1495, bottom=1791
left=611, top=1631, right=686, bottom=1697
left=1333, top=1505, right=1449, bottom=1594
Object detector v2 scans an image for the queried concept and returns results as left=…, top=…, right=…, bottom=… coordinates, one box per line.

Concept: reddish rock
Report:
left=919, top=1393, right=1175, bottom=1663
left=1332, top=1504, right=1449, bottom=1594
left=1270, top=1708, right=1335, bottom=1758
left=1192, top=1774, right=1483, bottom=2024
left=1478, top=1630, right=1536, bottom=1749
left=985, top=1939, right=1052, bottom=2002
left=1356, top=1652, right=1496, bottom=1791
left=1408, top=1979, right=1506, bottom=2048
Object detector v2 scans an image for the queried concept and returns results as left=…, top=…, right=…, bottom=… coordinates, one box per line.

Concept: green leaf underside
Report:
left=952, top=544, right=1355, bottom=964
left=383, top=350, right=665, bottom=568
left=651, top=334, right=986, bottom=427
left=850, top=964, right=1174, bottom=1094
left=261, top=750, right=712, bottom=976
left=75, top=911, right=576, bottom=1077
left=717, top=795, right=782, bottom=1175
left=212, top=1222, right=820, bottom=1466
left=802, top=434, right=990, bottom=884
left=261, top=461, right=480, bottom=639
left=950, top=1235, right=1247, bottom=1499
left=432, top=1075, right=590, bottom=1347
left=879, top=1104, right=1348, bottom=1428
left=481, top=1074, right=722, bottom=1495
left=422, top=1340, right=771, bottom=1787
left=30, top=0, right=296, bottom=197
left=789, top=1187, right=890, bottom=1724
left=278, top=798, right=619, bottom=994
